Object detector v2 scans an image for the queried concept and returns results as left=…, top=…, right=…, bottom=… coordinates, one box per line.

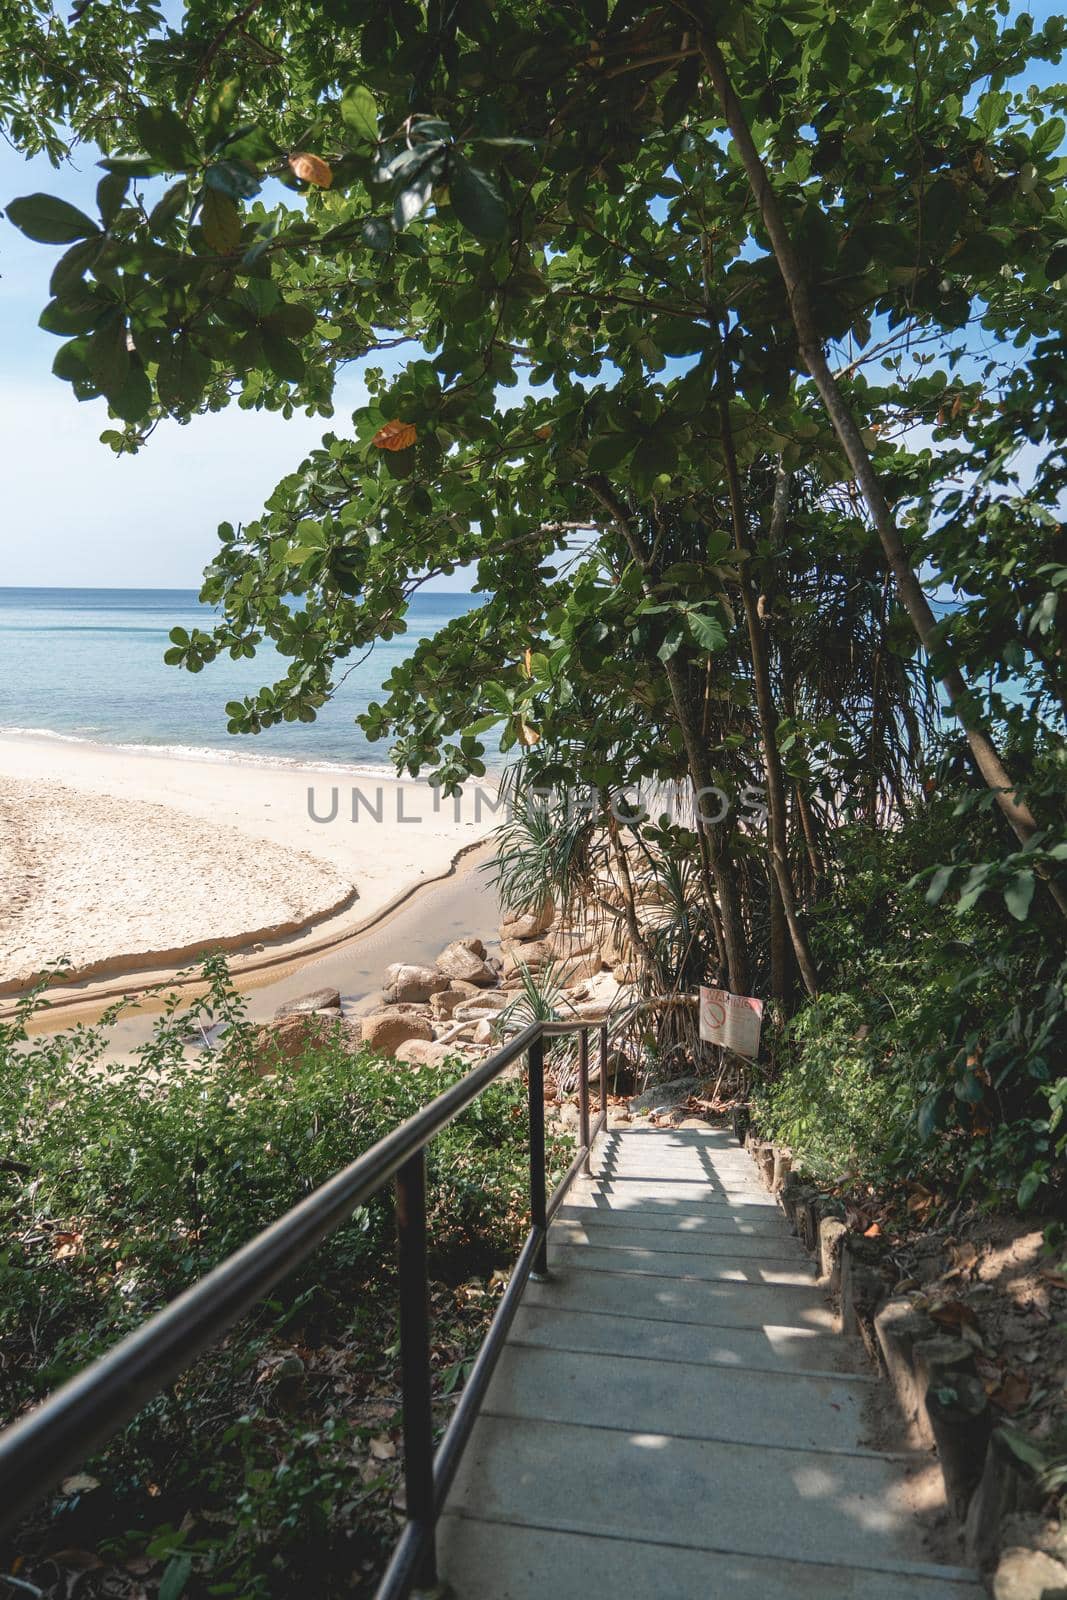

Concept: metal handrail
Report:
left=0, top=999, right=647, bottom=1596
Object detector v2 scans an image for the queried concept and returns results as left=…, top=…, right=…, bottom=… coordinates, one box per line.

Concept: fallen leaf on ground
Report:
left=369, top=1436, right=396, bottom=1461
left=929, top=1297, right=979, bottom=1333
left=49, top=1549, right=104, bottom=1570
left=990, top=1370, right=1030, bottom=1414
left=60, top=1473, right=100, bottom=1495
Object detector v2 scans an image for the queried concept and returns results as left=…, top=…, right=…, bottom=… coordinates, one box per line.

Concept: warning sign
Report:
left=699, top=987, right=764, bottom=1060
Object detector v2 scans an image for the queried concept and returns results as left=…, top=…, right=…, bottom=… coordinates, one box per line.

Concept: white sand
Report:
left=0, top=735, right=498, bottom=991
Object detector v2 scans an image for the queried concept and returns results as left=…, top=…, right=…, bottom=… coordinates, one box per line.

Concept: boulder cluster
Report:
left=252, top=894, right=639, bottom=1074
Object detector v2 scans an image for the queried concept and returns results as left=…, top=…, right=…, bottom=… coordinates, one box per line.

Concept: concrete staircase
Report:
left=438, top=1122, right=984, bottom=1599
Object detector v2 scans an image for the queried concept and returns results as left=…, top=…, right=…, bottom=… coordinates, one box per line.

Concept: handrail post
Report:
left=578, top=1029, right=590, bottom=1174
left=599, top=1022, right=609, bottom=1103
left=395, top=1150, right=437, bottom=1591
left=527, top=1032, right=549, bottom=1279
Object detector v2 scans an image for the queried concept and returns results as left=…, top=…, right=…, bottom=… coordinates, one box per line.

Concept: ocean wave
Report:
left=0, top=726, right=404, bottom=779
left=0, top=725, right=503, bottom=783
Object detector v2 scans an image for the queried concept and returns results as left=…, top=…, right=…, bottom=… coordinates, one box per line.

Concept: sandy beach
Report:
left=0, top=733, right=499, bottom=997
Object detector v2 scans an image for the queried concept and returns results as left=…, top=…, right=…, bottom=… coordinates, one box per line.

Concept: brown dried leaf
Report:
left=929, top=1297, right=979, bottom=1333
left=990, top=1370, right=1030, bottom=1415
left=369, top=1435, right=397, bottom=1461
left=371, top=419, right=417, bottom=451
left=288, top=152, right=333, bottom=188
left=50, top=1549, right=104, bottom=1570
left=950, top=1241, right=980, bottom=1274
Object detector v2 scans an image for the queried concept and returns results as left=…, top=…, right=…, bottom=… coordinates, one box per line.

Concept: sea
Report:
left=0, top=587, right=480, bottom=772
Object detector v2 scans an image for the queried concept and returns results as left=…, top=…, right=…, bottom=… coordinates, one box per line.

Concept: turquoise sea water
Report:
left=0, top=587, right=477, bottom=770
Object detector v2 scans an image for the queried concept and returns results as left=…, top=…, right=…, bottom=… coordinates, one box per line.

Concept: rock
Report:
left=361, top=1011, right=435, bottom=1055
left=500, top=934, right=553, bottom=974
left=629, top=1075, right=700, bottom=1118
left=499, top=899, right=554, bottom=941
left=435, top=938, right=496, bottom=985
left=394, top=1038, right=455, bottom=1068
left=992, top=1546, right=1067, bottom=1600
left=273, top=987, right=342, bottom=1019
left=383, top=963, right=450, bottom=1003
left=430, top=988, right=468, bottom=1020
left=472, top=1018, right=494, bottom=1045
left=252, top=1012, right=354, bottom=1074
left=564, top=968, right=630, bottom=1020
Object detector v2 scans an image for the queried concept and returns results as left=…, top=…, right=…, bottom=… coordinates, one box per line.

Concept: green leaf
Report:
left=685, top=607, right=727, bottom=653
left=266, top=301, right=317, bottom=338
left=201, top=188, right=241, bottom=253
left=205, top=159, right=262, bottom=200
left=587, top=432, right=635, bottom=471
left=49, top=236, right=103, bottom=296
left=917, top=1091, right=946, bottom=1141
left=149, top=180, right=190, bottom=232
left=135, top=105, right=199, bottom=170
left=630, top=436, right=667, bottom=498
left=6, top=193, right=99, bottom=244
left=109, top=358, right=153, bottom=423
left=926, top=864, right=956, bottom=906
left=974, top=89, right=1009, bottom=139
left=657, top=628, right=685, bottom=663
left=394, top=170, right=435, bottom=228
left=52, top=337, right=91, bottom=383
left=261, top=327, right=306, bottom=382
left=157, top=337, right=210, bottom=411
left=360, top=216, right=394, bottom=251
left=86, top=316, right=130, bottom=399
left=1004, top=869, right=1036, bottom=922
left=39, top=290, right=111, bottom=336
left=1045, top=242, right=1067, bottom=283
left=341, top=85, right=379, bottom=143
left=448, top=153, right=508, bottom=239
left=954, top=1071, right=985, bottom=1104
left=96, top=172, right=129, bottom=227
left=158, top=1555, right=192, bottom=1600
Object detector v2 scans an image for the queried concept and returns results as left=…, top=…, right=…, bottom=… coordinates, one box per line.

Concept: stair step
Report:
left=552, top=1216, right=809, bottom=1259
left=508, top=1302, right=862, bottom=1376
left=478, top=1343, right=887, bottom=1454
left=524, top=1256, right=836, bottom=1331
left=437, top=1517, right=983, bottom=1599
left=549, top=1239, right=817, bottom=1286
left=443, top=1414, right=977, bottom=1576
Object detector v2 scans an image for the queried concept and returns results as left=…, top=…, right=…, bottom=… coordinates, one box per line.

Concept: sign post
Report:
left=699, top=986, right=764, bottom=1060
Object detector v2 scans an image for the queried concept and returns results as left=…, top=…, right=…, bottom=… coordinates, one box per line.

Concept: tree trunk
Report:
left=768, top=867, right=792, bottom=1004
left=698, top=31, right=1067, bottom=918
left=587, top=476, right=750, bottom=991
left=717, top=362, right=820, bottom=995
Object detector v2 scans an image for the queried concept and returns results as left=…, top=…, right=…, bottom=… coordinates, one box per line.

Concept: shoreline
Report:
left=0, top=731, right=500, bottom=1023
left=12, top=834, right=497, bottom=1037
